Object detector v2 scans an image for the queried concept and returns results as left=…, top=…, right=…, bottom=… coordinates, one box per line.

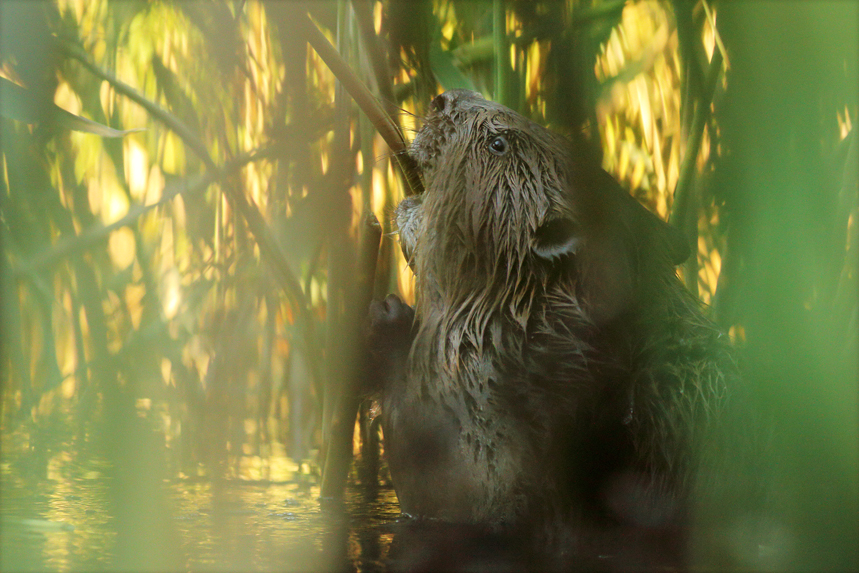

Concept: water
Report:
left=0, top=415, right=793, bottom=572
left=0, top=421, right=572, bottom=572
left=0, top=422, right=402, bottom=573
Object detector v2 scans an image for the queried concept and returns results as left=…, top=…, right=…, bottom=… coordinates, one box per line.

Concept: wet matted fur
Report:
left=368, top=90, right=763, bottom=566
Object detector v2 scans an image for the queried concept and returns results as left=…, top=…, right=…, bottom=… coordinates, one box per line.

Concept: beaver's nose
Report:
left=430, top=90, right=485, bottom=116
left=430, top=93, right=450, bottom=114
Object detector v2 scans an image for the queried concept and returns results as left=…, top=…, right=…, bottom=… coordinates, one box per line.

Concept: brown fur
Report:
left=369, top=90, right=762, bottom=565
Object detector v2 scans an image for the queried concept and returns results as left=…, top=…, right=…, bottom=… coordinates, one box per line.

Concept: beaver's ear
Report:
left=533, top=217, right=580, bottom=261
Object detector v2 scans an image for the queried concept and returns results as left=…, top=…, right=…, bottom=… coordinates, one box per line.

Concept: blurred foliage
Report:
left=0, top=0, right=856, bottom=570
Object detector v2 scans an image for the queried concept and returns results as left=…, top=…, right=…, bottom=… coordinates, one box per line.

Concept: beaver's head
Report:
left=399, top=90, right=688, bottom=325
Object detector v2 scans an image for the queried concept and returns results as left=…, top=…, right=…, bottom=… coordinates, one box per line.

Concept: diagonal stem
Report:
left=297, top=12, right=424, bottom=196
left=56, top=36, right=322, bottom=385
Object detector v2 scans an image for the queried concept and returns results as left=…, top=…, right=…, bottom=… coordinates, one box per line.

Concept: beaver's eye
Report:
left=488, top=135, right=509, bottom=156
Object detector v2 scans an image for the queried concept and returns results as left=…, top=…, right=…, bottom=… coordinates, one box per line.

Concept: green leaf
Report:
left=429, top=42, right=476, bottom=92
left=0, top=77, right=143, bottom=137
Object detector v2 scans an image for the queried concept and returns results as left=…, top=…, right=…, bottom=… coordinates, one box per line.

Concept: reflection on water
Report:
left=0, top=423, right=402, bottom=573
left=0, top=418, right=785, bottom=573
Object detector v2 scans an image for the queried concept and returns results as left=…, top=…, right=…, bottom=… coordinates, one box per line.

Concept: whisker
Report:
left=362, top=92, right=425, bottom=136
left=378, top=98, right=418, bottom=118
left=373, top=148, right=420, bottom=167
left=383, top=149, right=413, bottom=158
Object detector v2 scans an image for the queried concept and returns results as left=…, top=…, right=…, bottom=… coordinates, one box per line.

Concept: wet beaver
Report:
left=368, top=90, right=762, bottom=565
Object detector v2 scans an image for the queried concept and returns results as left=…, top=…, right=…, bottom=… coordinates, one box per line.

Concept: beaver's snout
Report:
left=401, top=90, right=588, bottom=279
left=409, top=90, right=488, bottom=174
left=395, top=195, right=422, bottom=271
left=428, top=89, right=483, bottom=115
left=430, top=92, right=449, bottom=114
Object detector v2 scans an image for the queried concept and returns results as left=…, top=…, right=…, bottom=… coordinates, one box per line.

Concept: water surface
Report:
left=0, top=422, right=403, bottom=572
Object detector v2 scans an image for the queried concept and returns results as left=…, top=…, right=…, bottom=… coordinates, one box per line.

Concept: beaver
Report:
left=368, top=90, right=763, bottom=566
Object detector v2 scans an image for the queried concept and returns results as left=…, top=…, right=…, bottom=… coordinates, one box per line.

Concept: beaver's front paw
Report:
left=367, top=294, right=415, bottom=352
left=364, top=295, right=415, bottom=392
